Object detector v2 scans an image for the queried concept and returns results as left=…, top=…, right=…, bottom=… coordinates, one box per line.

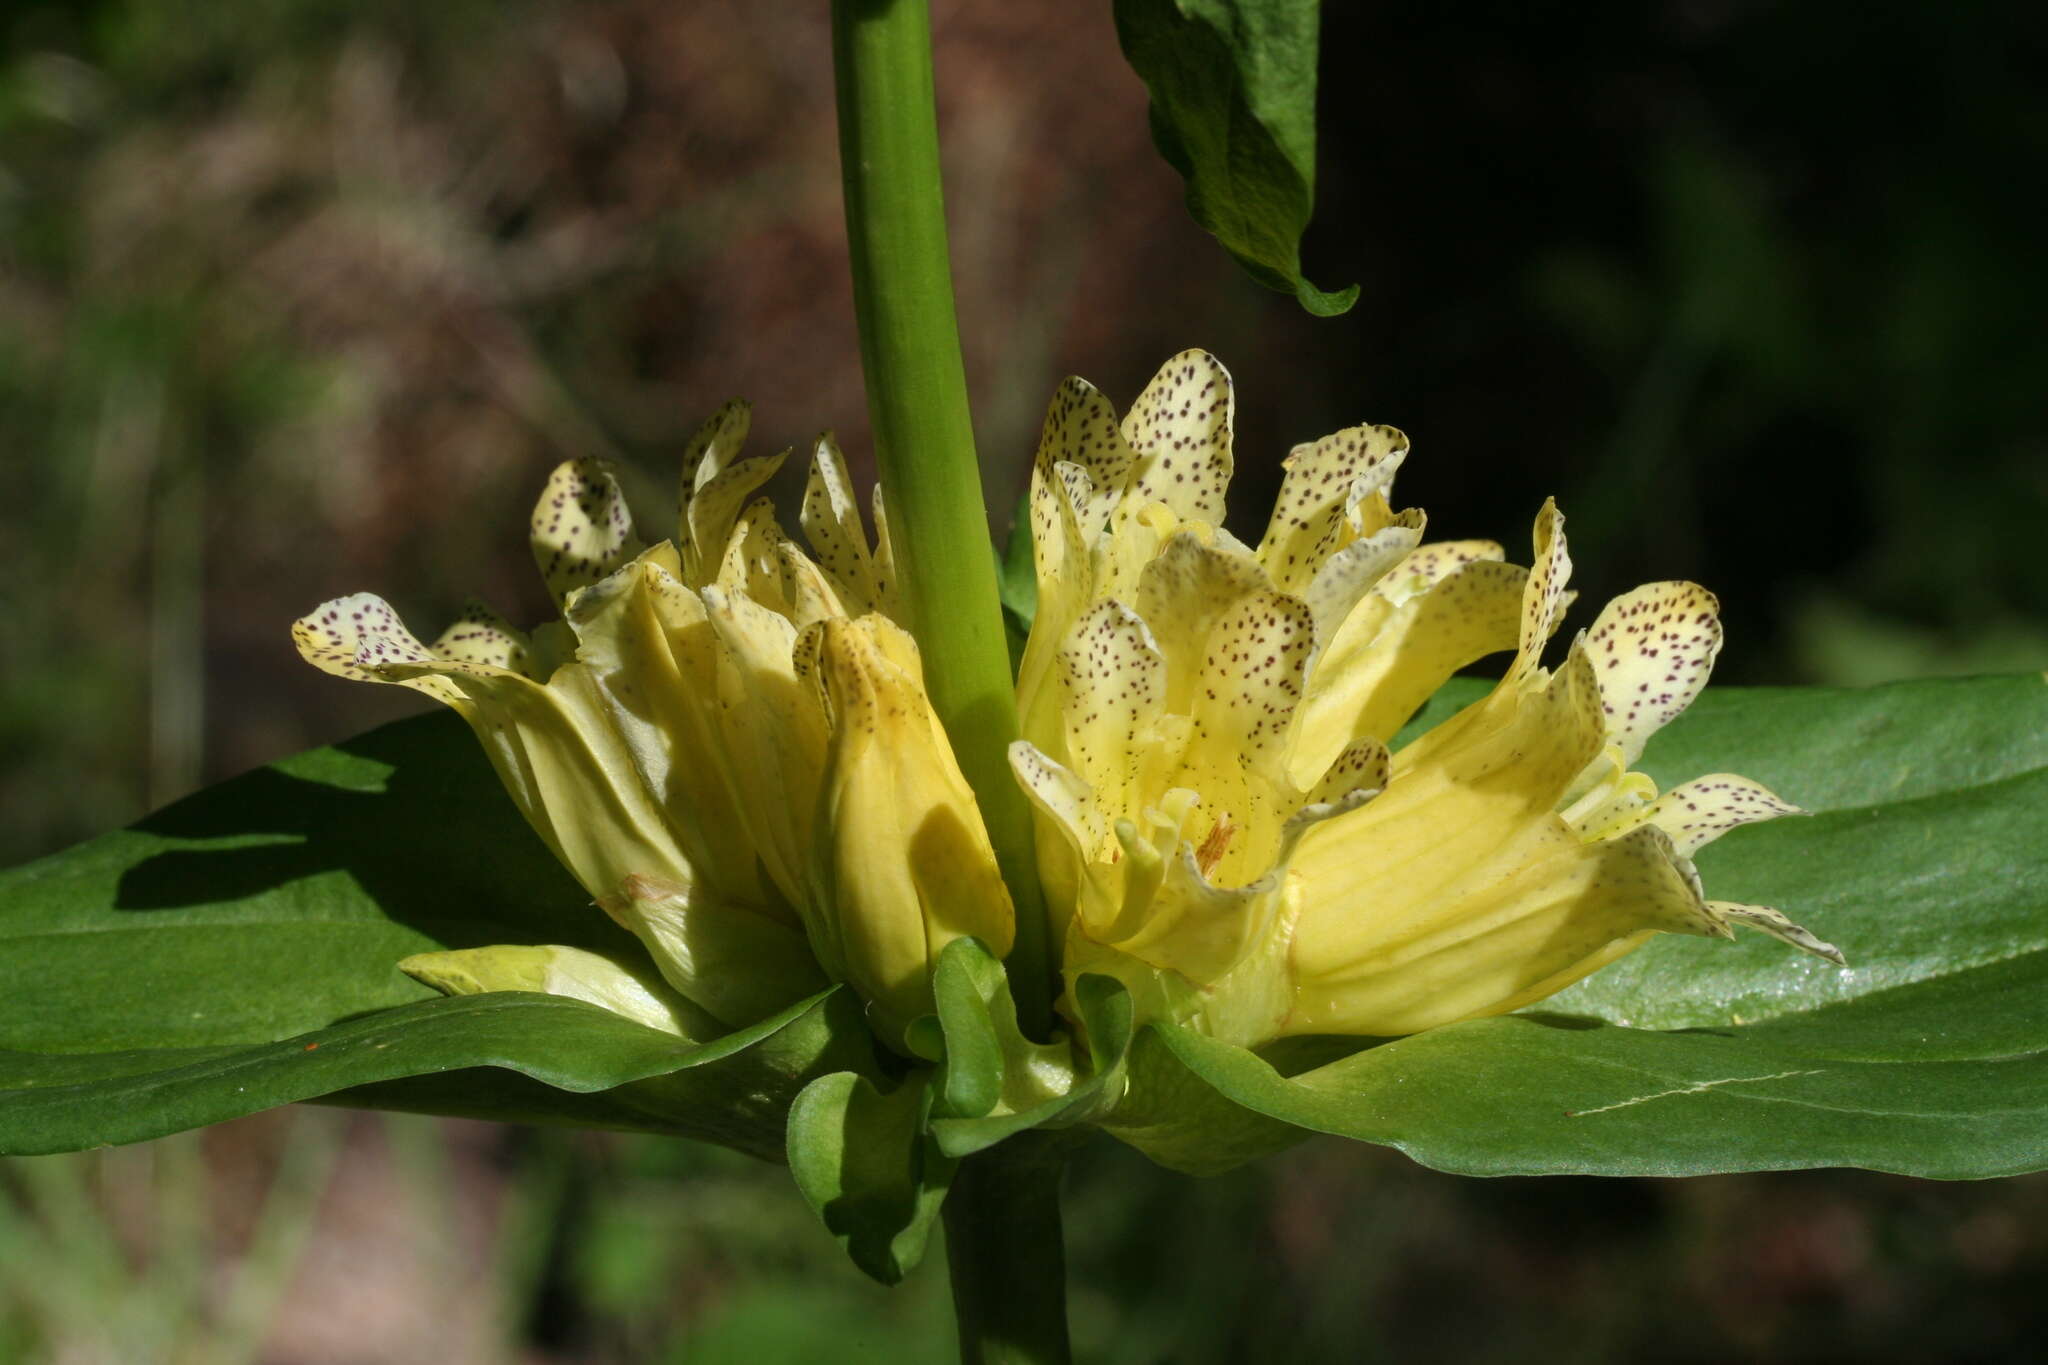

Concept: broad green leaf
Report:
left=787, top=1070, right=954, bottom=1285
left=1, top=988, right=871, bottom=1161
left=1107, top=674, right=2048, bottom=1179
left=1114, top=0, right=1358, bottom=316
left=0, top=712, right=882, bottom=1154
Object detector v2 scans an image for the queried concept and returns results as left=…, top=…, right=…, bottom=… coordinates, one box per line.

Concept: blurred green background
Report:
left=2, top=0, right=2043, bottom=1360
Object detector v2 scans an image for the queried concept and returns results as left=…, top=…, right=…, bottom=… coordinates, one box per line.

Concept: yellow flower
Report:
left=1011, top=351, right=1838, bottom=1048
left=294, top=405, right=1013, bottom=1046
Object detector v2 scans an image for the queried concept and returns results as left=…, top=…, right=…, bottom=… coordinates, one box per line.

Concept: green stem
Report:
left=830, top=0, right=1053, bottom=1040
left=942, top=1140, right=1074, bottom=1365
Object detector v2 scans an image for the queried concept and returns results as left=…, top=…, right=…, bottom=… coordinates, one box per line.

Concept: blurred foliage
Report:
left=2, top=0, right=2045, bottom=1361
left=6, top=1115, right=2044, bottom=1363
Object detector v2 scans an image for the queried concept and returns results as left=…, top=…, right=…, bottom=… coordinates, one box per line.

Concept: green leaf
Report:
left=1109, top=674, right=2048, bottom=1178
left=997, top=493, right=1037, bottom=673
left=1, top=987, right=872, bottom=1161
left=786, top=1070, right=955, bottom=1285
left=931, top=971, right=1136, bottom=1161
left=0, top=712, right=882, bottom=1155
left=1114, top=0, right=1358, bottom=316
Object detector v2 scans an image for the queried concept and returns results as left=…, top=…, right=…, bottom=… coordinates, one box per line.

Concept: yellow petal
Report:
left=870, top=482, right=897, bottom=601
left=300, top=570, right=699, bottom=938
left=292, top=592, right=468, bottom=708
left=697, top=585, right=830, bottom=914
left=1509, top=498, right=1573, bottom=681
left=1377, top=538, right=1506, bottom=596
left=1055, top=600, right=1168, bottom=818
left=1640, top=773, right=1802, bottom=856
left=1560, top=745, right=1660, bottom=837
left=1184, top=587, right=1315, bottom=781
left=1120, top=349, right=1234, bottom=525
left=676, top=399, right=784, bottom=586
left=399, top=943, right=725, bottom=1040
left=1284, top=823, right=1722, bottom=1036
left=1298, top=516, right=1426, bottom=643
left=1008, top=739, right=1102, bottom=944
left=1254, top=422, right=1409, bottom=595
left=389, top=658, right=699, bottom=920
left=565, top=552, right=789, bottom=922
left=531, top=459, right=641, bottom=607
left=430, top=599, right=542, bottom=678
left=1132, top=527, right=1273, bottom=716
left=1017, top=430, right=1101, bottom=745
left=1584, top=580, right=1724, bottom=765
left=801, top=432, right=892, bottom=615
left=813, top=617, right=1015, bottom=1047
left=1291, top=556, right=1527, bottom=782
left=1710, top=901, right=1845, bottom=966
left=1037, top=374, right=1137, bottom=542
left=1302, top=735, right=1390, bottom=807
left=598, top=873, right=831, bottom=1027
left=1292, top=642, right=1612, bottom=973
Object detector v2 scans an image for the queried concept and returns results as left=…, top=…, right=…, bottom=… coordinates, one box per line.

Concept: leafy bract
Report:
left=1113, top=0, right=1358, bottom=316
left=0, top=712, right=882, bottom=1157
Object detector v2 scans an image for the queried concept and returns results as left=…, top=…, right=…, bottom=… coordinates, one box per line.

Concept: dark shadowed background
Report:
left=2, top=1, right=2043, bottom=1360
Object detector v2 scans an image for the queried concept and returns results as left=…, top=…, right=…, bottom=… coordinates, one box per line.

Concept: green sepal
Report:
left=925, top=935, right=1076, bottom=1122
left=928, top=969, right=1137, bottom=1161
left=1113, top=0, right=1358, bottom=316
left=786, top=1068, right=956, bottom=1285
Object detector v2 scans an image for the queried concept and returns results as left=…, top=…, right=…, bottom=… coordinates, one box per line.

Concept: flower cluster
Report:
left=296, top=351, right=1835, bottom=1065
left=1009, top=351, right=1838, bottom=1048
left=294, top=406, right=1013, bottom=1047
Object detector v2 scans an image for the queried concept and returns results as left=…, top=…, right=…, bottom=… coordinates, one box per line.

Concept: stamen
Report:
left=1195, top=814, right=1236, bottom=875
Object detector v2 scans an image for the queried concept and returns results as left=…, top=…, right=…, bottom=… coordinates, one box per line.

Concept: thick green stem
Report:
left=942, top=1140, right=1074, bottom=1365
left=830, top=0, right=1053, bottom=1039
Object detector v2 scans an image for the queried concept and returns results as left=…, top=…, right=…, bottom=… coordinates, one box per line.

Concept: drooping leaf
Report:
left=0, top=712, right=883, bottom=1155
left=1114, top=0, right=1358, bottom=316
left=1108, top=674, right=2048, bottom=1178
